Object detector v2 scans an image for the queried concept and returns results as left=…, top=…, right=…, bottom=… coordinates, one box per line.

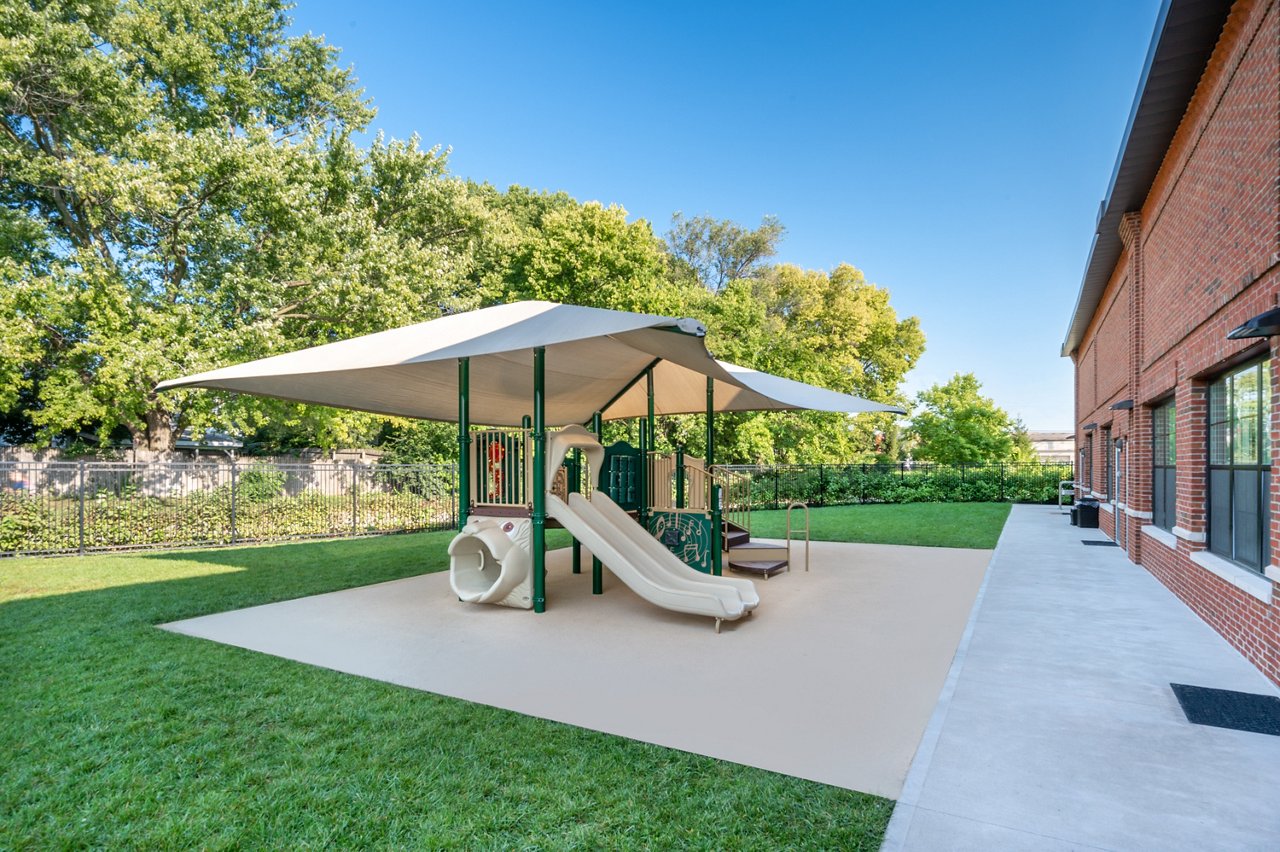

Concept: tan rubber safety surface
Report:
left=162, top=540, right=990, bottom=798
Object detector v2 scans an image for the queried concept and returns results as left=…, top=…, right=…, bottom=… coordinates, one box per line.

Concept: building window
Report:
left=1082, top=434, right=1093, bottom=492
left=1152, top=400, right=1175, bottom=531
left=1208, top=358, right=1272, bottom=572
left=1102, top=426, right=1112, bottom=500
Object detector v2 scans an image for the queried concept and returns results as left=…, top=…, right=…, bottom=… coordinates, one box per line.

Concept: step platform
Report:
left=728, top=558, right=790, bottom=579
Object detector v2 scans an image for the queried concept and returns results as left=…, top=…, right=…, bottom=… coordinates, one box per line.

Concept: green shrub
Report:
left=237, top=465, right=287, bottom=502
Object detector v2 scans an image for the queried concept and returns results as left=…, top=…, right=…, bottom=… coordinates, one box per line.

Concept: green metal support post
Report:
left=644, top=368, right=655, bottom=527
left=532, top=348, right=547, bottom=613
left=675, top=445, right=685, bottom=509
left=705, top=376, right=715, bottom=468
left=457, top=358, right=470, bottom=531
left=706, top=376, right=721, bottom=575
left=638, top=418, right=648, bottom=529
left=591, top=410, right=603, bottom=595
left=570, top=448, right=582, bottom=574
left=711, top=482, right=723, bottom=576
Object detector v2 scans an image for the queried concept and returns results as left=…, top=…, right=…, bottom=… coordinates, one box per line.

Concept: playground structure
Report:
left=157, top=300, right=903, bottom=630
left=450, top=424, right=760, bottom=630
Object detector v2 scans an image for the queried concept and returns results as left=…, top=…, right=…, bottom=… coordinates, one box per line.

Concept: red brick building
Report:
left=1064, top=0, right=1279, bottom=684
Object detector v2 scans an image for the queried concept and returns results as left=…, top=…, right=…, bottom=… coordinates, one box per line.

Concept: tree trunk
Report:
left=143, top=407, right=176, bottom=452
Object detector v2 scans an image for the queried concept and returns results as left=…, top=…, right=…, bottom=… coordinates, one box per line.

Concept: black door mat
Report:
left=1170, top=684, right=1280, bottom=736
left=1081, top=540, right=1119, bottom=547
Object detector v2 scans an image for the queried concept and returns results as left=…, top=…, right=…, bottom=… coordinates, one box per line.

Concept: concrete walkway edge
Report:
left=880, top=508, right=1006, bottom=850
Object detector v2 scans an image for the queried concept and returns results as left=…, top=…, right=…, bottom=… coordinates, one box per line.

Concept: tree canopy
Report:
left=907, top=373, right=1034, bottom=465
left=1, top=1, right=927, bottom=464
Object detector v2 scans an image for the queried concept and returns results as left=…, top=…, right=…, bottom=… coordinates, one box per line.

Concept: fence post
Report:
left=230, top=461, right=238, bottom=544
left=77, top=459, right=86, bottom=556
left=773, top=466, right=779, bottom=510
left=1000, top=463, right=1006, bottom=502
left=818, top=464, right=826, bottom=506
left=351, top=465, right=359, bottom=536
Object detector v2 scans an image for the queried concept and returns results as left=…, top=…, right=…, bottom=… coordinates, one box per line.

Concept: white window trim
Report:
left=1189, top=550, right=1273, bottom=604
left=1267, top=564, right=1280, bottom=584
left=1141, top=524, right=1177, bottom=551
left=1099, top=502, right=1114, bottom=514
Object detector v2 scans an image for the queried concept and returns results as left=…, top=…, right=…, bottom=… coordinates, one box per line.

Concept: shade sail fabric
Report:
left=156, top=301, right=904, bottom=426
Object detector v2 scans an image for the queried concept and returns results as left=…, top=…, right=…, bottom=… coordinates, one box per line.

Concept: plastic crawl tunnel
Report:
left=448, top=516, right=534, bottom=609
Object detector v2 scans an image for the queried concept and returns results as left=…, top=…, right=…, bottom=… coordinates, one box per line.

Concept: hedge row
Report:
left=1, top=489, right=454, bottom=555
left=741, top=464, right=1073, bottom=508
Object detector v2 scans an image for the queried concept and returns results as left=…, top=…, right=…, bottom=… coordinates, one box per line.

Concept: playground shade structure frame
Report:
left=158, top=300, right=904, bottom=616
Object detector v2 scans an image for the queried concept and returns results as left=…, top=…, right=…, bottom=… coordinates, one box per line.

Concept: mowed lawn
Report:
left=0, top=529, right=891, bottom=849
left=748, top=502, right=1012, bottom=549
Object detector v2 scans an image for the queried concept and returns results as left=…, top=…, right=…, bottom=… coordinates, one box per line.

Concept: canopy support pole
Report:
left=570, top=448, right=581, bottom=574
left=591, top=410, right=603, bottom=595
left=457, top=358, right=470, bottom=530
left=642, top=368, right=655, bottom=528
left=706, top=376, right=715, bottom=467
left=707, top=376, right=722, bottom=575
left=532, top=347, right=547, bottom=613
left=638, top=418, right=648, bottom=528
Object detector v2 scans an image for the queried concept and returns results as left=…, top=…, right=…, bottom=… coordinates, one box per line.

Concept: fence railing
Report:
left=1, top=460, right=457, bottom=557
left=2, top=458, right=1073, bottom=557
left=716, top=461, right=1075, bottom=510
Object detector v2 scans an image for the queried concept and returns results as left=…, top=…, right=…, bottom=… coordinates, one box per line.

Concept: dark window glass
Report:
left=1152, top=400, right=1176, bottom=531
left=1102, top=427, right=1112, bottom=500
left=1207, top=358, right=1273, bottom=572
left=1083, top=435, right=1093, bottom=492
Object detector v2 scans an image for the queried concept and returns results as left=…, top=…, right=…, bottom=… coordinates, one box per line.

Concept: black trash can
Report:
left=1076, top=500, right=1100, bottom=529
left=1070, top=507, right=1079, bottom=526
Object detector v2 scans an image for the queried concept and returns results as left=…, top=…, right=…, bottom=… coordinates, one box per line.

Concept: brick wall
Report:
left=1072, top=0, right=1280, bottom=684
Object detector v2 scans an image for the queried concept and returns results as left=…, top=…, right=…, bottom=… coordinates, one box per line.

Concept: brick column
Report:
left=1174, top=377, right=1209, bottom=551
left=1120, top=212, right=1148, bottom=557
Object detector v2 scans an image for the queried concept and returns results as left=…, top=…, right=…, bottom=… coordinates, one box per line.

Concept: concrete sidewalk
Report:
left=884, top=504, right=1280, bottom=851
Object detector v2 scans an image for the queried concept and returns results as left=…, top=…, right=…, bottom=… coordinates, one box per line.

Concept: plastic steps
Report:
left=728, top=541, right=788, bottom=562
left=727, top=558, right=789, bottom=578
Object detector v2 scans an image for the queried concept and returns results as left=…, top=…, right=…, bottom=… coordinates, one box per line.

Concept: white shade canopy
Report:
left=156, top=301, right=904, bottom=426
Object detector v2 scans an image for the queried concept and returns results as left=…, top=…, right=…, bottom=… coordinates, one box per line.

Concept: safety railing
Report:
left=647, top=451, right=711, bottom=512
left=471, top=429, right=531, bottom=509
left=1, top=459, right=456, bottom=557
left=711, top=465, right=753, bottom=533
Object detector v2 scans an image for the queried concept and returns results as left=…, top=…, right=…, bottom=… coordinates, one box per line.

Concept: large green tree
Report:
left=640, top=261, right=923, bottom=464
left=0, top=0, right=478, bottom=451
left=665, top=212, right=784, bottom=292
left=908, top=373, right=1026, bottom=464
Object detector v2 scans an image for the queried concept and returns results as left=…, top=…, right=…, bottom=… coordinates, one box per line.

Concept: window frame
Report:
left=1082, top=433, right=1093, bottom=494
left=1206, top=357, right=1272, bottom=573
left=1151, top=399, right=1176, bottom=532
left=1102, top=425, right=1112, bottom=501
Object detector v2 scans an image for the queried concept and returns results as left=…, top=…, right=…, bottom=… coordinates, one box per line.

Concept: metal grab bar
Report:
left=786, top=501, right=810, bottom=572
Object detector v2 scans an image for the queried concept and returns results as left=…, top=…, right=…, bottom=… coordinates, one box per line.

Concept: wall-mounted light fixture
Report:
left=1227, top=307, right=1280, bottom=340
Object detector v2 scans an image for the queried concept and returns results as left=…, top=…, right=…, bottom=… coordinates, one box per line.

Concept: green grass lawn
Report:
left=747, top=502, right=1012, bottom=549
left=0, top=529, right=891, bottom=849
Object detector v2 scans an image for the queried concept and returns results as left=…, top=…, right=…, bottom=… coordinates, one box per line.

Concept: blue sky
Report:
left=291, top=0, right=1163, bottom=429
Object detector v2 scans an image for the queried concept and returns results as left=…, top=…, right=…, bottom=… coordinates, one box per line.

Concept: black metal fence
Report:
left=717, top=461, right=1075, bottom=510
left=1, top=460, right=457, bottom=557
left=1, top=458, right=1072, bottom=557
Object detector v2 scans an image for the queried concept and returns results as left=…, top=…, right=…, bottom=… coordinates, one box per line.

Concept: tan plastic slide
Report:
left=448, top=425, right=758, bottom=628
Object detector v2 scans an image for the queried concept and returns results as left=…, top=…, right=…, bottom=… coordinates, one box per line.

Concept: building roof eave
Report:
left=1061, top=0, right=1234, bottom=358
